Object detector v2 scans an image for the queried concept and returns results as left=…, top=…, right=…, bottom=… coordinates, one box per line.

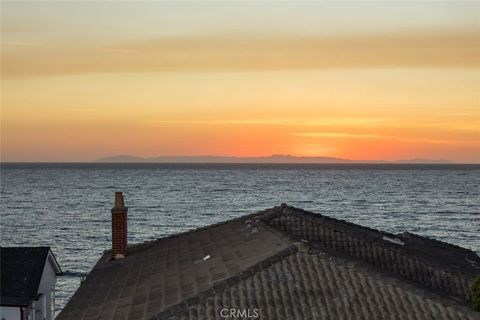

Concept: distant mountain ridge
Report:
left=96, top=155, right=454, bottom=164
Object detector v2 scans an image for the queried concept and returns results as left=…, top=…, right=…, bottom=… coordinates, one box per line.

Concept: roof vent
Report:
left=383, top=236, right=405, bottom=246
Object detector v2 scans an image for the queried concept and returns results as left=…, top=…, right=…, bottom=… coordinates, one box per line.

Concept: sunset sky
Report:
left=1, top=1, right=479, bottom=162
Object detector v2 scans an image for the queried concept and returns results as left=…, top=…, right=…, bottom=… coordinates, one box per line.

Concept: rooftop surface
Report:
left=57, top=205, right=480, bottom=320
left=1, top=247, right=55, bottom=306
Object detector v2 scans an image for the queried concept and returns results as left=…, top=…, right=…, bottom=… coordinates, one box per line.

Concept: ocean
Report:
left=1, top=163, right=479, bottom=314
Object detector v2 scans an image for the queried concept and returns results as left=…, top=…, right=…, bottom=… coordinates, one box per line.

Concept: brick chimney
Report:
left=111, top=192, right=128, bottom=259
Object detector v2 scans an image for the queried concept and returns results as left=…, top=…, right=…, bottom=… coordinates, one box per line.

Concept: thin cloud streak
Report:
left=3, top=31, right=479, bottom=78
left=293, top=132, right=461, bottom=145
left=147, top=118, right=397, bottom=127
left=294, top=132, right=385, bottom=138
left=1, top=41, right=47, bottom=47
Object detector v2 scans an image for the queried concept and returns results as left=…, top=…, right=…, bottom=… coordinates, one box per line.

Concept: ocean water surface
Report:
left=1, top=163, right=479, bottom=314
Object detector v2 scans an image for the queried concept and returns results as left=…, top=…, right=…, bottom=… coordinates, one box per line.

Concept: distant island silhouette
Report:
left=96, top=155, right=454, bottom=164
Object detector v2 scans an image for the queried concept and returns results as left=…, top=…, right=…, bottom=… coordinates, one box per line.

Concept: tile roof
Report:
left=162, top=247, right=477, bottom=320
left=263, top=205, right=479, bottom=300
left=1, top=247, right=60, bottom=306
left=57, top=205, right=480, bottom=320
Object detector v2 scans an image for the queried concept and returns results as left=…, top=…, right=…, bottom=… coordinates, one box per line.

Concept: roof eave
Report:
left=47, top=249, right=63, bottom=275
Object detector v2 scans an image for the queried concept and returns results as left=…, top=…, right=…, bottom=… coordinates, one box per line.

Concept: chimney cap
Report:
left=114, top=192, right=126, bottom=210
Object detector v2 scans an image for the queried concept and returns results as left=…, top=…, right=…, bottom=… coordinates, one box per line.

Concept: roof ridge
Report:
left=398, top=231, right=477, bottom=253
left=148, top=245, right=299, bottom=320
left=278, top=203, right=400, bottom=239
left=281, top=205, right=478, bottom=257
left=277, top=204, right=480, bottom=267
left=104, top=207, right=280, bottom=254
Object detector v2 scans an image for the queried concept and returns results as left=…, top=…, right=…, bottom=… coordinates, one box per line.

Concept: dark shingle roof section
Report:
left=57, top=205, right=480, bottom=320
left=1, top=247, right=50, bottom=306
left=57, top=211, right=289, bottom=320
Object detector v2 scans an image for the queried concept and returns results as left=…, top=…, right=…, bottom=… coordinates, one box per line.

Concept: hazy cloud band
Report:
left=3, top=31, right=479, bottom=78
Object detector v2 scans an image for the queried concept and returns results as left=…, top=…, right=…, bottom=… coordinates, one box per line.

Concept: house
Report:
left=1, top=247, right=62, bottom=320
left=57, top=192, right=480, bottom=319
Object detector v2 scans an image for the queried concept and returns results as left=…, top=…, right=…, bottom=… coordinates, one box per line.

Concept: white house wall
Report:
left=36, top=254, right=58, bottom=320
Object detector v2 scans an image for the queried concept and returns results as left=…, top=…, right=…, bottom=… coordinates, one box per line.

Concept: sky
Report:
left=1, top=1, right=479, bottom=162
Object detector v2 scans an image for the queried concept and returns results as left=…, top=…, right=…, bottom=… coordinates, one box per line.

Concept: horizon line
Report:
left=2, top=154, right=479, bottom=164
left=2, top=162, right=480, bottom=164
left=3, top=161, right=480, bottom=165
